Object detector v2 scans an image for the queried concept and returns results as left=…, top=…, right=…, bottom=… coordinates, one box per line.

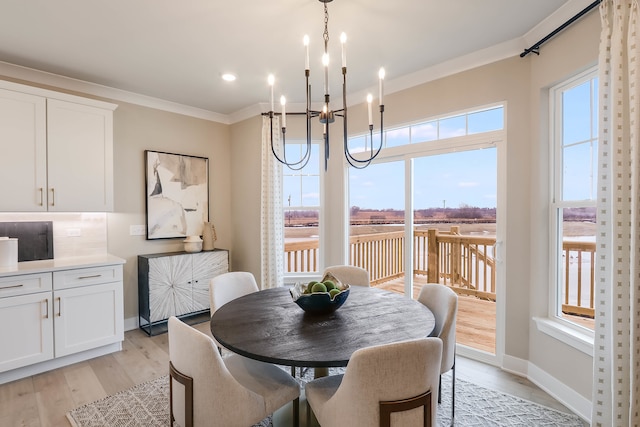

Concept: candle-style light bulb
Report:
left=367, top=94, right=373, bottom=126
left=304, top=35, right=310, bottom=71
left=268, top=74, right=275, bottom=112
left=340, top=32, right=347, bottom=68
left=322, top=53, right=330, bottom=95
left=280, top=95, right=287, bottom=128
left=378, top=68, right=385, bottom=106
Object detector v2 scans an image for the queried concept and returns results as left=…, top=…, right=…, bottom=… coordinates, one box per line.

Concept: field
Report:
left=285, top=221, right=595, bottom=240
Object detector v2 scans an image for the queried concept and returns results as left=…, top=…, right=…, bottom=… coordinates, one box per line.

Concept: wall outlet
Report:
left=65, top=228, right=81, bottom=237
left=130, top=225, right=146, bottom=236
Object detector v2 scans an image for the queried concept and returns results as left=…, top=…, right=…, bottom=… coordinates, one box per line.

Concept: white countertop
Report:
left=0, top=254, right=126, bottom=278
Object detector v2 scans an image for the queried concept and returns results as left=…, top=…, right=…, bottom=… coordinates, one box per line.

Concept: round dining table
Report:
left=210, top=285, right=436, bottom=368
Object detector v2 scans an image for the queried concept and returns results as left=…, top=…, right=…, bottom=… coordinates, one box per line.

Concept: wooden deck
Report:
left=376, top=274, right=594, bottom=354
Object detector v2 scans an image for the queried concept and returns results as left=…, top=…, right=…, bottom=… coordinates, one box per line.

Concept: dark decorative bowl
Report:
left=290, top=283, right=350, bottom=315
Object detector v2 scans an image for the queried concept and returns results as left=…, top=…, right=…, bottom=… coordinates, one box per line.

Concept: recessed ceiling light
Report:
left=222, top=73, right=236, bottom=82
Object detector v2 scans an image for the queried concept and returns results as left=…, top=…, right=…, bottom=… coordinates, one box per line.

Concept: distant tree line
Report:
left=284, top=206, right=595, bottom=227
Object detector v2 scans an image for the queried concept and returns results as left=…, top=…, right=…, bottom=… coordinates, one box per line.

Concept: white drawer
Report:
left=53, top=265, right=123, bottom=290
left=0, top=273, right=53, bottom=298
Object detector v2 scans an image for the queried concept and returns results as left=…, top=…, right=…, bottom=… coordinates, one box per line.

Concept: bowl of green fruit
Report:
left=290, top=273, right=350, bottom=315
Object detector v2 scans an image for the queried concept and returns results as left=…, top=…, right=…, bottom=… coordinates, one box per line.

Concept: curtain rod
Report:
left=520, top=0, right=601, bottom=58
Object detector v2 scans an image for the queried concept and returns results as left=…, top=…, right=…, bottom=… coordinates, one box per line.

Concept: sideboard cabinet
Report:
left=138, top=249, right=229, bottom=335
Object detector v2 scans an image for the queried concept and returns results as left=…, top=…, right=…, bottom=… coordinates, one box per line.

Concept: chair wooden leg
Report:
left=379, top=390, right=432, bottom=427
left=169, top=361, right=194, bottom=427
left=438, top=375, right=442, bottom=404
left=306, top=400, right=312, bottom=427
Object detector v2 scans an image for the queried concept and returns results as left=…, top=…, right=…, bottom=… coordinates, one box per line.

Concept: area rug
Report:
left=67, top=368, right=587, bottom=427
left=66, top=375, right=271, bottom=427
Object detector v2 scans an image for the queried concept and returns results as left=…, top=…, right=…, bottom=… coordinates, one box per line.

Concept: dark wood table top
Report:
left=210, top=286, right=436, bottom=368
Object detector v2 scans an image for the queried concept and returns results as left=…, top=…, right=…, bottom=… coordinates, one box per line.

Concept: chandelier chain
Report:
left=323, top=3, right=329, bottom=45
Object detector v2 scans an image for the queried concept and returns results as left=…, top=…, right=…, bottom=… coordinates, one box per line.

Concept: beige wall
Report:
left=527, top=10, right=599, bottom=400
left=107, top=102, right=231, bottom=321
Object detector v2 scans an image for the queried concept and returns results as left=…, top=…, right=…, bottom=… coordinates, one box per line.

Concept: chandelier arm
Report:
left=344, top=104, right=384, bottom=166
left=269, top=113, right=312, bottom=169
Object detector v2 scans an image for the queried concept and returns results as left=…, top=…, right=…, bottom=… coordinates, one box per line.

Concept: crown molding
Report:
left=0, top=60, right=230, bottom=124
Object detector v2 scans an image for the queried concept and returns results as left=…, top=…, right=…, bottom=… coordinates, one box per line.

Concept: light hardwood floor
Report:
left=0, top=322, right=586, bottom=427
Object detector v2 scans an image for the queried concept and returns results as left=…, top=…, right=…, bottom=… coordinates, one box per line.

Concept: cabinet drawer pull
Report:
left=44, top=298, right=49, bottom=319
left=0, top=283, right=24, bottom=290
left=39, top=188, right=44, bottom=206
left=56, top=297, right=61, bottom=317
left=78, top=274, right=102, bottom=280
left=50, top=188, right=55, bottom=206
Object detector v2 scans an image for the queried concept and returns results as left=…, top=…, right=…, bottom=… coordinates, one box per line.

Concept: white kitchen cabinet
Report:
left=0, top=286, right=53, bottom=373
left=46, top=99, right=115, bottom=211
left=52, top=265, right=124, bottom=357
left=0, top=259, right=124, bottom=382
left=0, top=80, right=117, bottom=212
left=0, top=88, right=47, bottom=211
left=138, top=249, right=229, bottom=335
left=53, top=281, right=123, bottom=357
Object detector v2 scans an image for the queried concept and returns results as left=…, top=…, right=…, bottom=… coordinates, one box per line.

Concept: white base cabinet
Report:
left=0, top=261, right=124, bottom=383
left=53, top=281, right=123, bottom=358
left=0, top=291, right=53, bottom=373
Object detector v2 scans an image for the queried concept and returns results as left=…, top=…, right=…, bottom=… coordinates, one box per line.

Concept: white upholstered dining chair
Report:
left=305, top=338, right=442, bottom=427
left=210, top=271, right=260, bottom=314
left=417, top=284, right=458, bottom=426
left=168, top=316, right=300, bottom=427
left=322, top=265, right=370, bottom=287
left=209, top=271, right=259, bottom=352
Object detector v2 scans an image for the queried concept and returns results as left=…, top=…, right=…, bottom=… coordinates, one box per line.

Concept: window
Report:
left=347, top=106, right=504, bottom=152
left=550, top=68, right=597, bottom=331
left=282, top=142, right=321, bottom=275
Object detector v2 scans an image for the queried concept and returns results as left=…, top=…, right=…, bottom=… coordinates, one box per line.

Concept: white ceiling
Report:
left=0, top=0, right=594, bottom=120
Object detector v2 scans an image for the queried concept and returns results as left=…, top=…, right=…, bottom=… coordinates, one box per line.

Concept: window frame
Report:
left=282, top=139, right=323, bottom=280
left=542, top=66, right=597, bottom=351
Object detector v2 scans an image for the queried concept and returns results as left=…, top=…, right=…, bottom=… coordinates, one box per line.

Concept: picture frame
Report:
left=144, top=150, right=209, bottom=240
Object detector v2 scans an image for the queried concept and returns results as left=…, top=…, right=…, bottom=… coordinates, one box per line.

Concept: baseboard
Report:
left=124, top=316, right=139, bottom=332
left=501, top=354, right=591, bottom=424
left=527, top=362, right=592, bottom=423
left=501, top=354, right=529, bottom=377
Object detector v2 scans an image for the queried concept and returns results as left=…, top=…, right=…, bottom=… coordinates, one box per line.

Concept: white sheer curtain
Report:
left=260, top=115, right=284, bottom=289
left=592, top=1, right=640, bottom=425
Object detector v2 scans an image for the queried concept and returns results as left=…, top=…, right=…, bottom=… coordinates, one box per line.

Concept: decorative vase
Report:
left=183, top=235, right=203, bottom=253
left=202, top=221, right=217, bottom=251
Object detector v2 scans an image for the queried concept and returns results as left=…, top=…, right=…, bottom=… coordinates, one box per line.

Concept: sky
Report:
left=349, top=148, right=497, bottom=210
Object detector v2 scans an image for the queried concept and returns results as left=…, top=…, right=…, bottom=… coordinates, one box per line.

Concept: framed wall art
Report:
left=145, top=150, right=209, bottom=239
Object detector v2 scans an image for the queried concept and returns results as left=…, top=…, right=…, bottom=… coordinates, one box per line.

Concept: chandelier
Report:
left=267, top=0, right=385, bottom=170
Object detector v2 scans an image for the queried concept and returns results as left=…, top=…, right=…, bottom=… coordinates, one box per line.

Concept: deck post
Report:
left=427, top=229, right=439, bottom=283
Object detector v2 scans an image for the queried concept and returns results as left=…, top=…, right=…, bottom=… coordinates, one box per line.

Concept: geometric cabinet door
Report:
left=138, top=249, right=229, bottom=335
